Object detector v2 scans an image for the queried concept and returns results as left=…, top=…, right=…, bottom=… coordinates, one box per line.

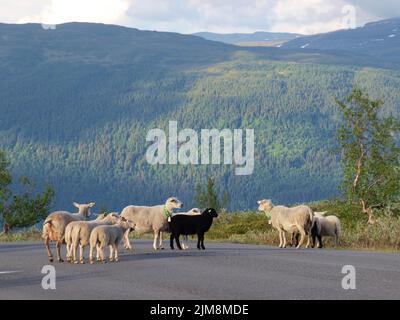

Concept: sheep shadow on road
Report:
left=118, top=249, right=220, bottom=262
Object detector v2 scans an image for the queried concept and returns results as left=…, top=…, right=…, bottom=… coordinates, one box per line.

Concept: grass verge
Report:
left=1, top=201, right=400, bottom=252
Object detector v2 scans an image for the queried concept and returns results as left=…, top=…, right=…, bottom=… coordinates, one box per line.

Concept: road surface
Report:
left=0, top=241, right=399, bottom=299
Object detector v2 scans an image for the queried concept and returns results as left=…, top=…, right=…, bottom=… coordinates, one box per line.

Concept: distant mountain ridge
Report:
left=193, top=31, right=302, bottom=47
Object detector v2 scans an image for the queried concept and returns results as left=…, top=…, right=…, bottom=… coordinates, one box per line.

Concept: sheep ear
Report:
left=257, top=200, right=262, bottom=205
left=88, top=202, right=95, bottom=208
left=73, top=202, right=80, bottom=208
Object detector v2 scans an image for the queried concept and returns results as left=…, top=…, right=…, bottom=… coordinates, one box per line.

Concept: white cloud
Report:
left=16, top=0, right=130, bottom=25
left=0, top=0, right=398, bottom=34
left=269, top=0, right=348, bottom=34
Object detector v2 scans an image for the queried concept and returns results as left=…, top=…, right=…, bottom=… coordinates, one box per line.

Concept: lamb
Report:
left=172, top=208, right=201, bottom=250
left=89, top=216, right=135, bottom=264
left=257, top=199, right=313, bottom=249
left=169, top=208, right=218, bottom=250
left=120, top=197, right=183, bottom=251
left=42, top=202, right=95, bottom=262
left=65, top=212, right=120, bottom=264
left=311, top=212, right=341, bottom=248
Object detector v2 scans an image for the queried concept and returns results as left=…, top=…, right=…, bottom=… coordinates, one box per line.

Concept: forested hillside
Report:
left=1, top=22, right=400, bottom=211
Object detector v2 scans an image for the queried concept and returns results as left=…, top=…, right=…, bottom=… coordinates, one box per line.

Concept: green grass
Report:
left=0, top=228, right=42, bottom=242
left=2, top=201, right=400, bottom=252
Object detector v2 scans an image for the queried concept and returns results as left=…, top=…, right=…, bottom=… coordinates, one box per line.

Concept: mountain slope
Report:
left=1, top=22, right=400, bottom=211
left=282, top=18, right=400, bottom=65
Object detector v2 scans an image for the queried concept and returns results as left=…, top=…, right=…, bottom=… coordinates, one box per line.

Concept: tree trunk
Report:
left=360, top=199, right=375, bottom=224
left=352, top=143, right=365, bottom=193
left=2, top=223, right=10, bottom=234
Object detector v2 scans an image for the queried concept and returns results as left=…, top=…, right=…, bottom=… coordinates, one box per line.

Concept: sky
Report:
left=0, top=0, right=399, bottom=35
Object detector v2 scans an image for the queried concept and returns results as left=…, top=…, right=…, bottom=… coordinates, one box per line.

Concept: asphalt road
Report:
left=0, top=240, right=399, bottom=300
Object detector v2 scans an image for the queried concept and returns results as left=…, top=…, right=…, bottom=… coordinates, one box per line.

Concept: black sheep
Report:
left=169, top=208, right=218, bottom=250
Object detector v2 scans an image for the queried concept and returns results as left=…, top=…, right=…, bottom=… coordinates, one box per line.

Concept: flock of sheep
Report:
left=42, top=197, right=341, bottom=264
left=257, top=200, right=341, bottom=249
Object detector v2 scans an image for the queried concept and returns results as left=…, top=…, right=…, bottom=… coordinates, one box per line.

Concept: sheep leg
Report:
left=305, top=234, right=311, bottom=249
left=79, top=244, right=85, bottom=264
left=289, top=232, right=299, bottom=247
left=44, top=237, right=54, bottom=263
left=197, top=234, right=201, bottom=250
left=99, top=246, right=105, bottom=263
left=311, top=234, right=316, bottom=248
left=56, top=241, right=64, bottom=263
left=153, top=231, right=159, bottom=251
left=182, top=235, right=188, bottom=250
left=317, top=236, right=323, bottom=248
left=200, top=234, right=205, bottom=250
left=278, top=230, right=283, bottom=248
left=282, top=232, right=287, bottom=248
left=158, top=231, right=164, bottom=250
left=72, top=241, right=79, bottom=264
left=66, top=243, right=72, bottom=263
left=96, top=244, right=101, bottom=261
left=334, top=229, right=339, bottom=246
left=123, top=228, right=133, bottom=250
left=296, top=228, right=306, bottom=249
left=109, top=245, right=114, bottom=262
left=89, top=245, right=94, bottom=264
left=170, top=233, right=175, bottom=250
left=175, top=234, right=182, bottom=250
left=114, top=244, right=119, bottom=262
left=295, top=233, right=300, bottom=247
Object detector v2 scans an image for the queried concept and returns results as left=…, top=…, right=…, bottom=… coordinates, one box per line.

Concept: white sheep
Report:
left=257, top=199, right=314, bottom=249
left=65, top=212, right=120, bottom=264
left=89, top=216, right=135, bottom=264
left=311, top=212, right=341, bottom=248
left=42, top=202, right=95, bottom=262
left=120, top=197, right=183, bottom=251
left=172, top=208, right=201, bottom=250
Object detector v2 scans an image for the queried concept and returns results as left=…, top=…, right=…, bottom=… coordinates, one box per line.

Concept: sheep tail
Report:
left=42, top=219, right=53, bottom=239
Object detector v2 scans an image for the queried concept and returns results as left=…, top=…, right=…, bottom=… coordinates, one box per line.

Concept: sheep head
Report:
left=165, top=197, right=183, bottom=211
left=203, top=208, right=218, bottom=218
left=73, top=202, right=96, bottom=217
left=117, top=216, right=136, bottom=230
left=257, top=199, right=273, bottom=214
